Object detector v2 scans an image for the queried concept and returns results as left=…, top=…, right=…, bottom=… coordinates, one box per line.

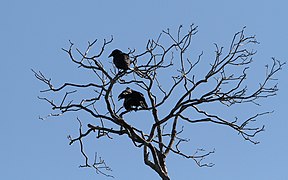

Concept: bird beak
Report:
left=108, top=53, right=112, bottom=58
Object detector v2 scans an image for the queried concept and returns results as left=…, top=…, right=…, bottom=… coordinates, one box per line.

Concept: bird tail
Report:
left=131, top=66, right=146, bottom=78
left=140, top=101, right=148, bottom=109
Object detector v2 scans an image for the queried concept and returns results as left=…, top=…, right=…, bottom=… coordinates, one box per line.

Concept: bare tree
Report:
left=33, top=24, right=284, bottom=180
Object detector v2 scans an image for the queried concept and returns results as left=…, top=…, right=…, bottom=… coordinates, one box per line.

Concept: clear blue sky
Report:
left=1, top=0, right=287, bottom=179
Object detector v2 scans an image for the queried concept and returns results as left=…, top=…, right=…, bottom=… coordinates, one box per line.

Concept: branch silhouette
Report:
left=33, top=24, right=284, bottom=180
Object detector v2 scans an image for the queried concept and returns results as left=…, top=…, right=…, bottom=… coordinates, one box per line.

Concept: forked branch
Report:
left=34, top=25, right=284, bottom=180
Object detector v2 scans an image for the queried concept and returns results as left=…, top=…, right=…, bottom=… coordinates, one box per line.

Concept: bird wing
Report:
left=131, top=90, right=148, bottom=108
left=123, top=54, right=131, bottom=66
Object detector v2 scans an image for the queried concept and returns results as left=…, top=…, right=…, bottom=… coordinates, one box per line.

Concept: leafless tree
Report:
left=33, top=24, right=284, bottom=180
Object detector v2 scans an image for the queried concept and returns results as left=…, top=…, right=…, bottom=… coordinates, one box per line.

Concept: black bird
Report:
left=109, top=49, right=131, bottom=70
left=118, top=87, right=148, bottom=111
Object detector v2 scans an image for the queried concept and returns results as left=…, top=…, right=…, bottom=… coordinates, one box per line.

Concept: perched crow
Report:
left=108, top=49, right=131, bottom=70
left=118, top=87, right=148, bottom=111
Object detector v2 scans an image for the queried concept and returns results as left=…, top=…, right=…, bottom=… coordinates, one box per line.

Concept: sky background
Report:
left=1, top=0, right=287, bottom=179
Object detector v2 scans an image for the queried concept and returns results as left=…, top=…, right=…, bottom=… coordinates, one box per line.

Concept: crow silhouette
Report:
left=118, top=87, right=148, bottom=111
left=109, top=49, right=131, bottom=70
